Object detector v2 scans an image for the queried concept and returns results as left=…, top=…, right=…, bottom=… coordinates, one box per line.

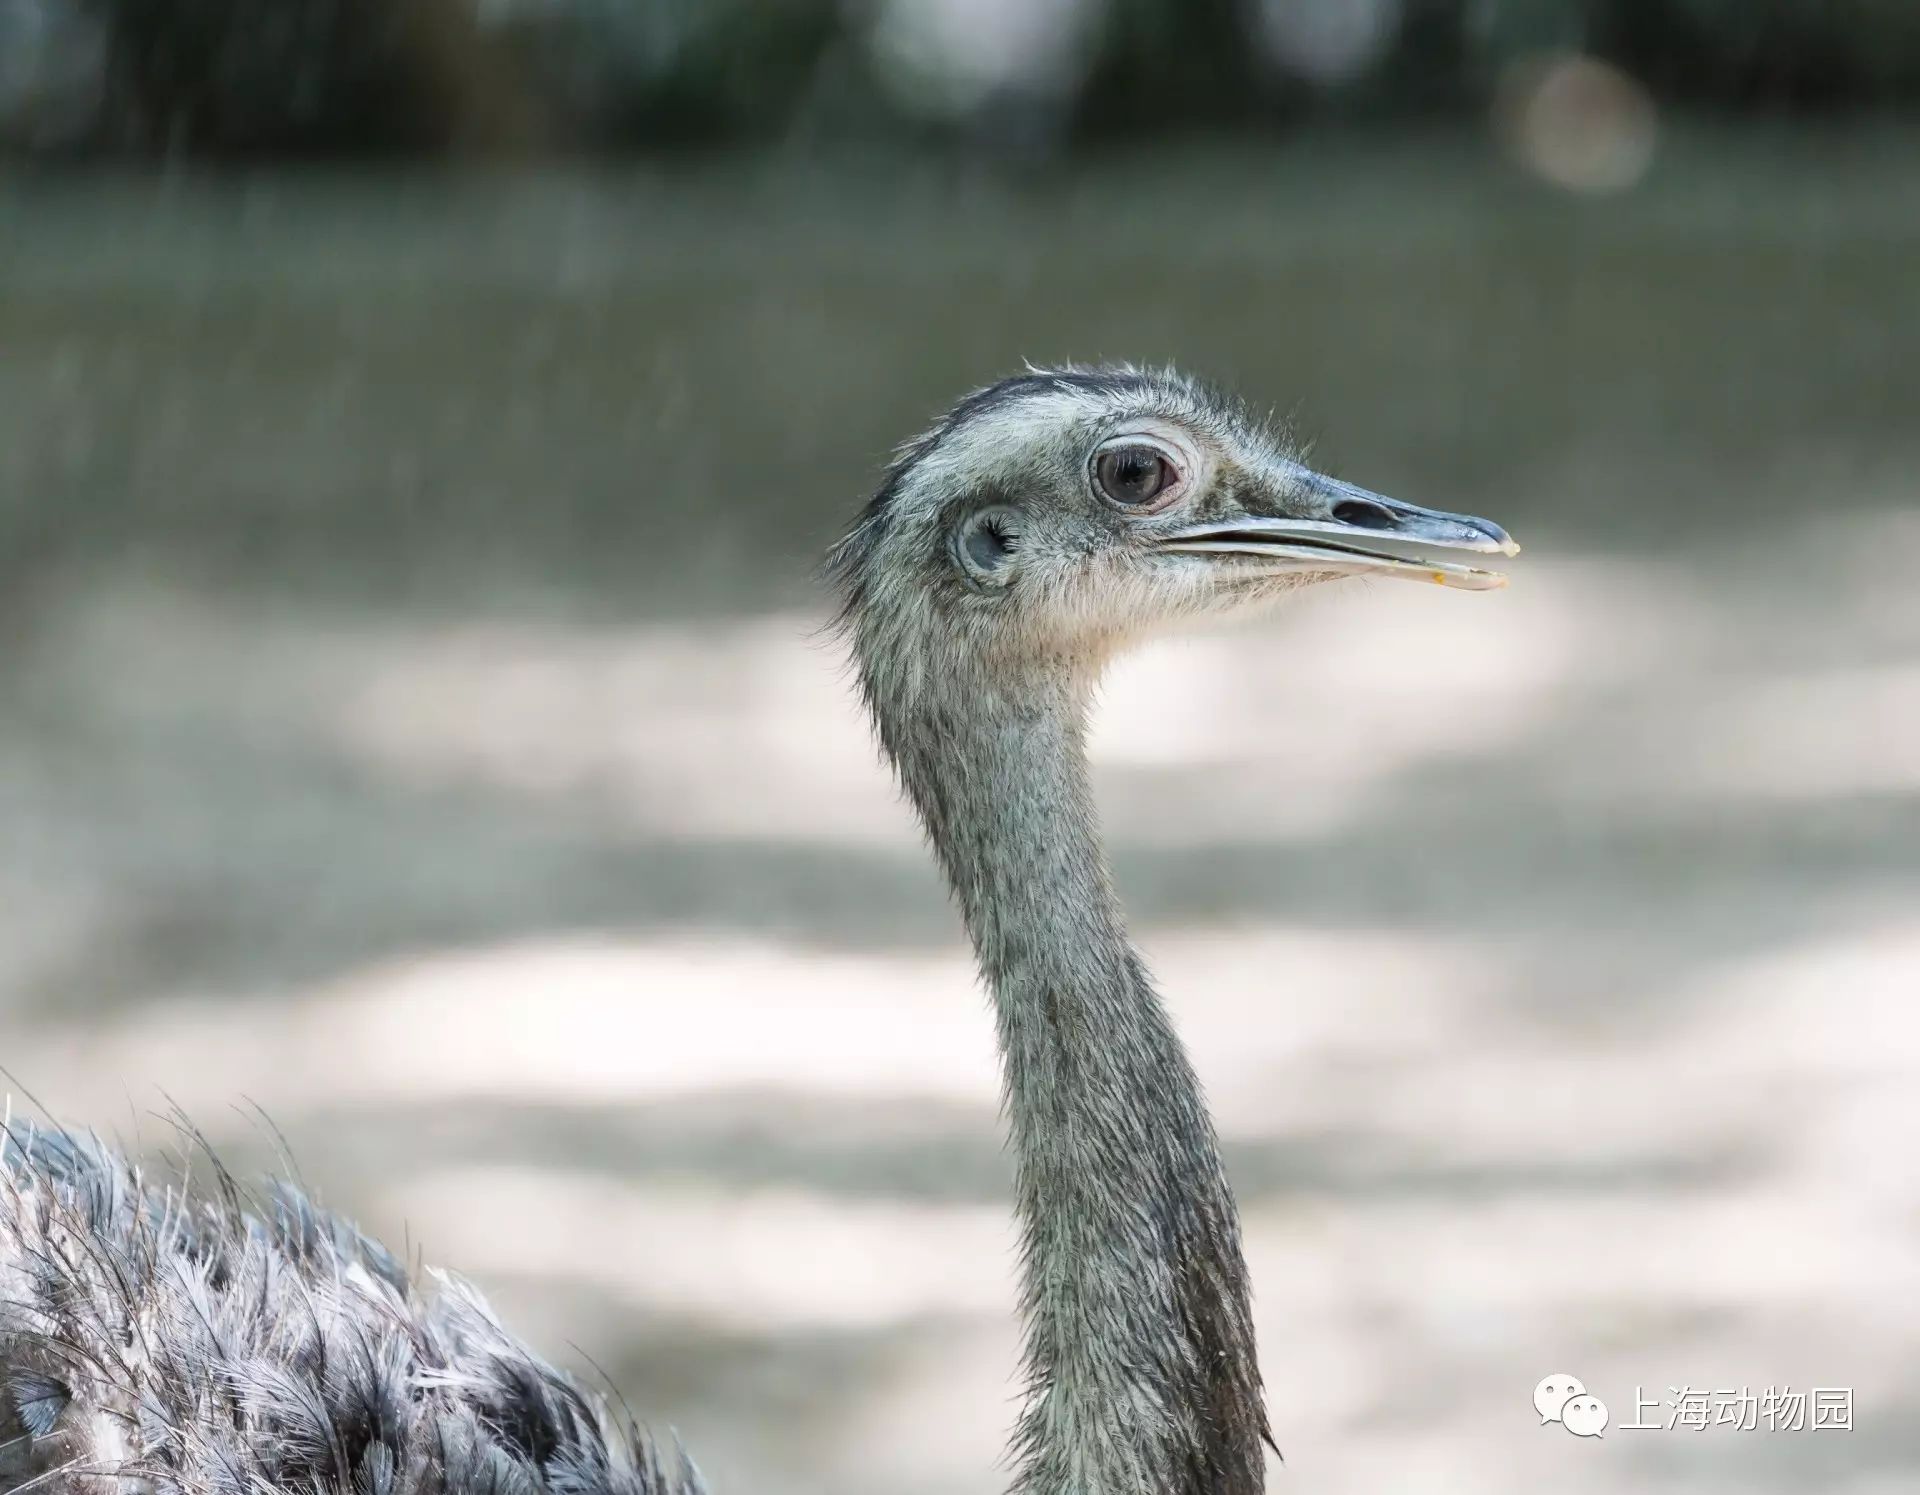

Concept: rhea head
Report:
left=829, top=364, right=1517, bottom=713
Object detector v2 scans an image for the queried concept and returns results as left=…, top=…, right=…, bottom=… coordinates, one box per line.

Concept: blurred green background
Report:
left=2, top=4, right=1917, bottom=1494
left=5, top=0, right=1920, bottom=156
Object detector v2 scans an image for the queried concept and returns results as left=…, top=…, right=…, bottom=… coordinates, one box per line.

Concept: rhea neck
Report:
left=870, top=648, right=1269, bottom=1495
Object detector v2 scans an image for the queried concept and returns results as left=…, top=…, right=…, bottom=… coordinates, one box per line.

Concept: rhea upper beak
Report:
left=1156, top=464, right=1520, bottom=591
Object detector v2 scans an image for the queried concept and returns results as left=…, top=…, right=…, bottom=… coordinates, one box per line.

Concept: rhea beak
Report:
left=1156, top=465, right=1520, bottom=591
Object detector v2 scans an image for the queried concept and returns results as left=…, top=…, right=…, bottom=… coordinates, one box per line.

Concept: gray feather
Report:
left=0, top=1128, right=704, bottom=1495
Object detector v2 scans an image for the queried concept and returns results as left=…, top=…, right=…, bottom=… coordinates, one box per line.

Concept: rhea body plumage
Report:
left=0, top=366, right=1515, bottom=1495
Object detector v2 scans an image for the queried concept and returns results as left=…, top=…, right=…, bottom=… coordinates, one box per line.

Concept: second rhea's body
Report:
left=0, top=366, right=1516, bottom=1495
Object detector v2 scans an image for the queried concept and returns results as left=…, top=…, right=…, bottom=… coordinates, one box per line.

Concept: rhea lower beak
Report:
left=1157, top=466, right=1520, bottom=591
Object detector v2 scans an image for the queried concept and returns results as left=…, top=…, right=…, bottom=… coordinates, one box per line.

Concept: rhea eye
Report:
left=1093, top=445, right=1176, bottom=508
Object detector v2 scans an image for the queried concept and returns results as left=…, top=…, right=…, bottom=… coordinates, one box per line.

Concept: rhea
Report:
left=0, top=366, right=1514, bottom=1495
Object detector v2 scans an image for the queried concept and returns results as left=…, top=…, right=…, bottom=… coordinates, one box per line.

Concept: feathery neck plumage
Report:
left=872, top=656, right=1269, bottom=1495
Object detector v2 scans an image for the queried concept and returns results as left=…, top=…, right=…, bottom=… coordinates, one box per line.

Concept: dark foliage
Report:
left=6, top=0, right=1919, bottom=160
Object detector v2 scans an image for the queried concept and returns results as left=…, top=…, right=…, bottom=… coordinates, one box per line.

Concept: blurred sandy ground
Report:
left=2, top=131, right=1918, bottom=1492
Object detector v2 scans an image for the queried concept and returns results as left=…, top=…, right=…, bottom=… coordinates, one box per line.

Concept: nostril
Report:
left=1331, top=498, right=1398, bottom=530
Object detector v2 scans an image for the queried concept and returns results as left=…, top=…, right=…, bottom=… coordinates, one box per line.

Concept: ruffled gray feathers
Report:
left=0, top=1129, right=703, bottom=1495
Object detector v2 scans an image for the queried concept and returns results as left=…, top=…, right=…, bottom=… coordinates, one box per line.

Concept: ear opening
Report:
left=955, top=505, right=1024, bottom=588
